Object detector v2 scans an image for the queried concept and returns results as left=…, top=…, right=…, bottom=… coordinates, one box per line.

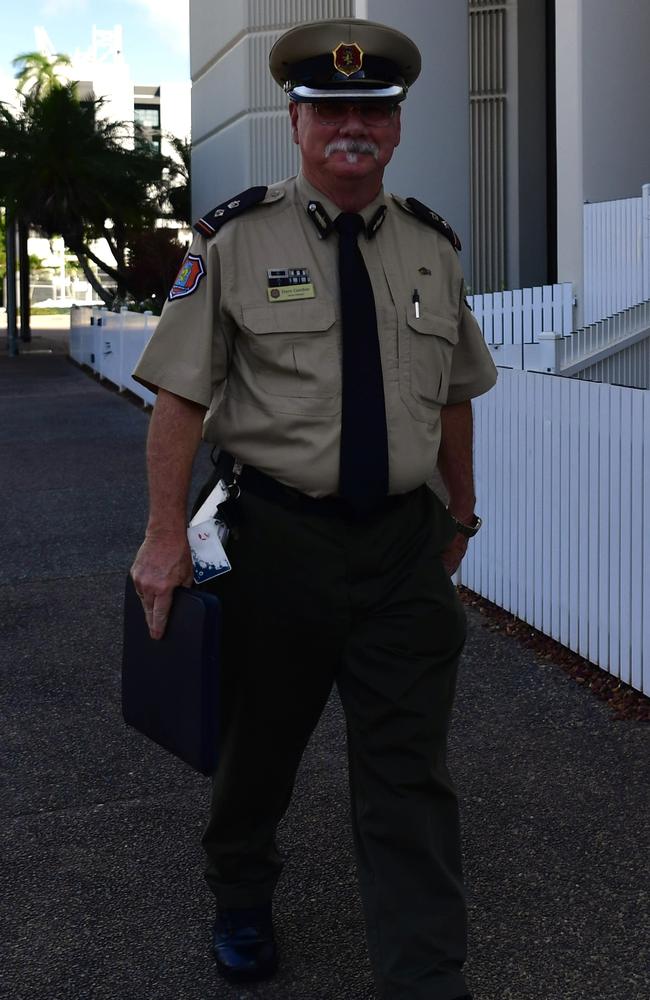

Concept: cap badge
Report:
left=332, top=42, right=364, bottom=77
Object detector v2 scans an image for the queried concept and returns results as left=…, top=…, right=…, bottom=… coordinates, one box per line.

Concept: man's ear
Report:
left=289, top=102, right=300, bottom=145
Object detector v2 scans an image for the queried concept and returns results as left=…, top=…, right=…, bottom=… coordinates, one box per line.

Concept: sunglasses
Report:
left=310, top=101, right=399, bottom=126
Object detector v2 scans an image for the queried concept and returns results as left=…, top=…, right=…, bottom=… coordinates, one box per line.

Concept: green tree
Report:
left=12, top=51, right=72, bottom=101
left=0, top=83, right=172, bottom=306
left=122, top=227, right=186, bottom=312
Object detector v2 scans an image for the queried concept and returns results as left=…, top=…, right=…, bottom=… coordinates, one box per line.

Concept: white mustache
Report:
left=324, top=139, right=380, bottom=162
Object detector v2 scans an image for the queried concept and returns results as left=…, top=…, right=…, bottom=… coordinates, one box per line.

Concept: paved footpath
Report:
left=1, top=330, right=648, bottom=1000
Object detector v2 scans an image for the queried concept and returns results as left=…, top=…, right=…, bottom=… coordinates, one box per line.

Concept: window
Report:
left=134, top=105, right=161, bottom=130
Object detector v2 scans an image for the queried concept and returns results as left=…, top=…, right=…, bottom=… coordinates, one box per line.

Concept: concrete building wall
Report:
left=510, top=0, right=548, bottom=289
left=581, top=0, right=650, bottom=203
left=160, top=80, right=192, bottom=165
left=364, top=0, right=471, bottom=272
left=190, top=0, right=471, bottom=273
left=73, top=59, right=135, bottom=131
left=190, top=0, right=360, bottom=217
left=555, top=0, right=650, bottom=325
left=555, top=0, right=584, bottom=324
left=190, top=2, right=248, bottom=80
left=160, top=82, right=192, bottom=145
left=189, top=1, right=649, bottom=298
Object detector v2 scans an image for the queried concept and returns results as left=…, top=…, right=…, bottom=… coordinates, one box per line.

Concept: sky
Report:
left=0, top=0, right=190, bottom=89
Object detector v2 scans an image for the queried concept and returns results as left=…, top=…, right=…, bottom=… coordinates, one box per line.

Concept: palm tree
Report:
left=0, top=84, right=171, bottom=306
left=6, top=51, right=72, bottom=336
left=12, top=51, right=71, bottom=101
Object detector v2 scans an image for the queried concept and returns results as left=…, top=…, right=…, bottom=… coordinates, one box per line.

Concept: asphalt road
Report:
left=1, top=331, right=648, bottom=1000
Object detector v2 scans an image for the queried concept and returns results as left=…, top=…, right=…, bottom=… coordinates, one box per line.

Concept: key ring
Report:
left=226, top=458, right=243, bottom=500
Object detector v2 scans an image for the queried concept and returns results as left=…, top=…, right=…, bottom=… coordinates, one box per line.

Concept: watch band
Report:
left=448, top=512, right=482, bottom=538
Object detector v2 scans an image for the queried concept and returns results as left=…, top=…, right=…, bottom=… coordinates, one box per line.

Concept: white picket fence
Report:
left=69, top=306, right=158, bottom=406
left=473, top=284, right=650, bottom=384
left=559, top=299, right=650, bottom=371
left=470, top=183, right=650, bottom=373
left=574, top=333, right=650, bottom=389
left=467, top=282, right=574, bottom=343
left=466, top=282, right=574, bottom=369
left=583, top=183, right=650, bottom=325
left=460, top=367, right=650, bottom=696
left=530, top=298, right=650, bottom=385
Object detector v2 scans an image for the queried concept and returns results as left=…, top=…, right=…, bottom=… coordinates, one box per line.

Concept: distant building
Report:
left=37, top=25, right=191, bottom=161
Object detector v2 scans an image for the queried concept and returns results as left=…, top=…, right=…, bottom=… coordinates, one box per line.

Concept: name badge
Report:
left=267, top=268, right=315, bottom=302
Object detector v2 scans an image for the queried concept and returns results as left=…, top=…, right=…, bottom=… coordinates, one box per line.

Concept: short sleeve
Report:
left=446, top=292, right=498, bottom=404
left=132, top=235, right=228, bottom=407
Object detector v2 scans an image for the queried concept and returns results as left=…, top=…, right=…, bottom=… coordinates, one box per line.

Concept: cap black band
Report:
left=284, top=52, right=404, bottom=90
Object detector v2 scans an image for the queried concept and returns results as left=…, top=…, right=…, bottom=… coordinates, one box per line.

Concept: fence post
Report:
left=533, top=332, right=563, bottom=373
left=114, top=307, right=128, bottom=391
left=641, top=184, right=650, bottom=300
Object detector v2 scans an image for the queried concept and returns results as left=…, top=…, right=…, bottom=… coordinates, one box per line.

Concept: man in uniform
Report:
left=131, top=17, right=497, bottom=1000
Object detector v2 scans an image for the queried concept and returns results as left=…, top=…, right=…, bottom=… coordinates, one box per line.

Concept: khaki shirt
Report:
left=133, top=172, right=497, bottom=497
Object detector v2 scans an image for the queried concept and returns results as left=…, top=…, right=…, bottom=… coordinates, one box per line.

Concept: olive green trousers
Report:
left=202, top=483, right=469, bottom=1000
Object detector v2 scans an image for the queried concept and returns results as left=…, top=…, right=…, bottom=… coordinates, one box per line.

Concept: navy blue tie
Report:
left=334, top=212, right=389, bottom=503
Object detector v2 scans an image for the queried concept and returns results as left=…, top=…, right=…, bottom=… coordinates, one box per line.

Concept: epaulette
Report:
left=194, top=186, right=285, bottom=237
left=391, top=194, right=462, bottom=252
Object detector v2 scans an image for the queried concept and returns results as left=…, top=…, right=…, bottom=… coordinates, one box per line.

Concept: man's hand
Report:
left=441, top=531, right=469, bottom=576
left=130, top=530, right=194, bottom=639
left=437, top=400, right=476, bottom=577
left=131, top=388, right=206, bottom=639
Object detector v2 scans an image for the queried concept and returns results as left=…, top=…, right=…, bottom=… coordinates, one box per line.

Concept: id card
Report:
left=187, top=519, right=231, bottom=584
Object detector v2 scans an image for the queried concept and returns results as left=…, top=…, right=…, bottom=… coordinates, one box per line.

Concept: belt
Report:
left=214, top=451, right=420, bottom=519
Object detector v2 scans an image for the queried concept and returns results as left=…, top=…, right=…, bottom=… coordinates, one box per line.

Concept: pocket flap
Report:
left=242, top=302, right=336, bottom=335
left=405, top=307, right=458, bottom=345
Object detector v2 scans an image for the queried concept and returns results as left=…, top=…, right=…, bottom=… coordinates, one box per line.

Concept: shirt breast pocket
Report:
left=241, top=302, right=339, bottom=400
left=401, top=307, right=459, bottom=417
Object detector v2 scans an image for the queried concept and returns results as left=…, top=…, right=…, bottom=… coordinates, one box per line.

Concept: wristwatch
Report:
left=448, top=511, right=482, bottom=538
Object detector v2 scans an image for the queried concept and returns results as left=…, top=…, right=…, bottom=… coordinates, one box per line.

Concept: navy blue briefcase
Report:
left=121, top=575, right=222, bottom=775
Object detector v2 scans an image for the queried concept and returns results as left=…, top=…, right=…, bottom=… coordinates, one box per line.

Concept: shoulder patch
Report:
left=168, top=253, right=206, bottom=301
left=194, top=186, right=272, bottom=237
left=391, top=194, right=462, bottom=252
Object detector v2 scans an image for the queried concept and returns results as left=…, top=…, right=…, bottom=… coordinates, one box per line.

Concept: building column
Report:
left=555, top=0, right=584, bottom=327
left=5, top=209, right=19, bottom=357
left=18, top=219, right=31, bottom=343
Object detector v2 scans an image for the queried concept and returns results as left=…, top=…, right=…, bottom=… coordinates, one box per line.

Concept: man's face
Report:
left=289, top=100, right=401, bottom=191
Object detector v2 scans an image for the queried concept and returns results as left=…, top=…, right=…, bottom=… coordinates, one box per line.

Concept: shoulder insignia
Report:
left=391, top=194, right=462, bottom=252
left=169, top=253, right=206, bottom=301
left=194, top=186, right=284, bottom=237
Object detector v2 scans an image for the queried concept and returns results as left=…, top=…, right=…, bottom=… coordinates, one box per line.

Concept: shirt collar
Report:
left=296, top=170, right=387, bottom=238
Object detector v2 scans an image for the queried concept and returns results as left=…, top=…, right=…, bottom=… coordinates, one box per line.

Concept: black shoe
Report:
left=212, top=902, right=278, bottom=983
